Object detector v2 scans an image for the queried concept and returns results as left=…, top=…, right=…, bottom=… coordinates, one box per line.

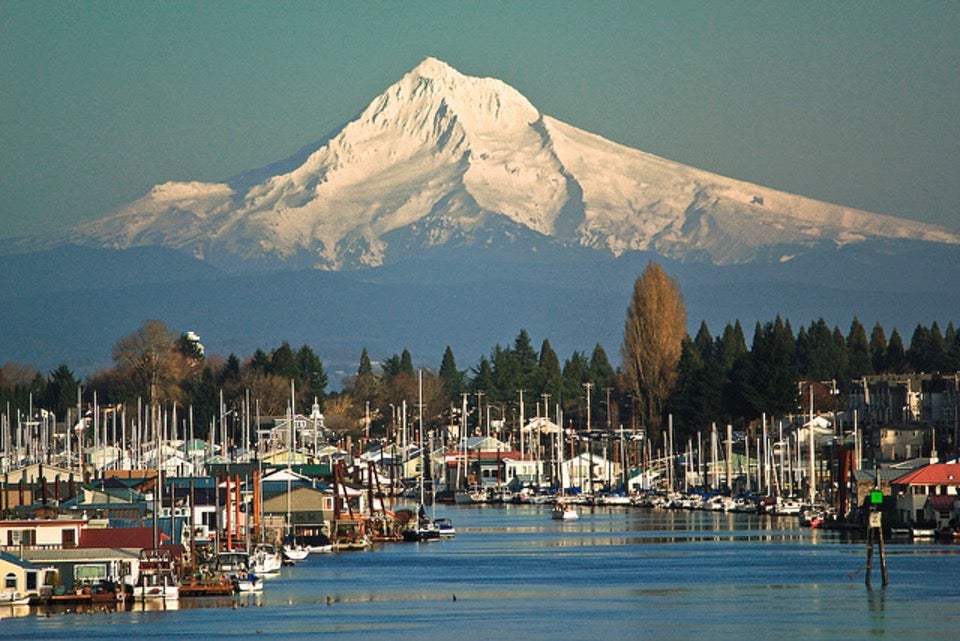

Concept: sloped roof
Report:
left=893, top=463, right=960, bottom=486
left=0, top=550, right=44, bottom=569
left=927, top=494, right=957, bottom=510
left=78, top=526, right=155, bottom=549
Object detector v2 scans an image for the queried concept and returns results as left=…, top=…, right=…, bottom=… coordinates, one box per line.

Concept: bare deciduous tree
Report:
left=112, top=319, right=179, bottom=406
left=621, top=262, right=687, bottom=447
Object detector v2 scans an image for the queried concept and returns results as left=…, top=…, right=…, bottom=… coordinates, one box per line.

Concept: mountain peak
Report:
left=409, top=57, right=461, bottom=80
left=41, top=61, right=960, bottom=270
left=380, top=58, right=539, bottom=135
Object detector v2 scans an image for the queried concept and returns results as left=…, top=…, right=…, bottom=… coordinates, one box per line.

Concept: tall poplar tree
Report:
left=621, top=262, right=687, bottom=445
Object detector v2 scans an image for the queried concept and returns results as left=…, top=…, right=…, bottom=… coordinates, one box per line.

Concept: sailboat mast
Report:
left=418, top=370, right=425, bottom=507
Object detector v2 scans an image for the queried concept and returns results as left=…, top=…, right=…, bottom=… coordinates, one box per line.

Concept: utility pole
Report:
left=475, top=390, right=484, bottom=438
left=604, top=387, right=612, bottom=430
left=583, top=383, right=593, bottom=433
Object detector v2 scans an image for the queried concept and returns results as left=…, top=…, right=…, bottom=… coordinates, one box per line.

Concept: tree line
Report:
left=2, top=267, right=958, bottom=448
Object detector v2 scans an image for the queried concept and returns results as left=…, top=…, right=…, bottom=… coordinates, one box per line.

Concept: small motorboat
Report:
left=551, top=502, right=579, bottom=520
left=282, top=544, right=310, bottom=562
left=235, top=572, right=263, bottom=593
left=0, top=590, right=30, bottom=606
left=433, top=517, right=455, bottom=538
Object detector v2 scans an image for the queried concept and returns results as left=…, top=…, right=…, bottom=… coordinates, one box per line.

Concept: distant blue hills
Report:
left=1, top=239, right=957, bottom=384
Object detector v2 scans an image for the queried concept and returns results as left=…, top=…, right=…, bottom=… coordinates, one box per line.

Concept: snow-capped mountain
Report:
left=49, top=57, right=958, bottom=269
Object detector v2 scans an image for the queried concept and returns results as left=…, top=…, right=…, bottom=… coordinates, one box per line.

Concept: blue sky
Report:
left=1, top=1, right=957, bottom=239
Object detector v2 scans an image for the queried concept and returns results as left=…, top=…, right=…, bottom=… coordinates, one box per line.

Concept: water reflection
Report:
left=6, top=505, right=960, bottom=640
left=0, top=591, right=264, bottom=620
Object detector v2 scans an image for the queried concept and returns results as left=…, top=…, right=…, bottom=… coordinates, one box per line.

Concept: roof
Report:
left=927, top=494, right=957, bottom=510
left=78, top=526, right=156, bottom=549
left=20, top=547, right=146, bottom=563
left=893, top=463, right=960, bottom=486
left=852, top=468, right=911, bottom=483
left=0, top=550, right=45, bottom=569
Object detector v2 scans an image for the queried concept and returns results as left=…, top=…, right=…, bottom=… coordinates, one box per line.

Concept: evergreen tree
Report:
left=249, top=348, right=271, bottom=375
left=219, top=354, right=242, bottom=388
left=513, top=329, right=539, bottom=376
left=353, top=348, right=379, bottom=408
left=176, top=332, right=205, bottom=360
left=538, top=339, right=563, bottom=402
left=668, top=336, right=722, bottom=442
left=907, top=322, right=947, bottom=372
left=846, top=317, right=873, bottom=378
left=40, top=364, right=80, bottom=419
left=869, top=323, right=888, bottom=373
left=694, top=321, right=715, bottom=364
left=358, top=348, right=373, bottom=376
left=438, top=346, right=464, bottom=401
left=795, top=326, right=811, bottom=376
left=381, top=353, right=403, bottom=378
left=471, top=356, right=495, bottom=396
left=798, top=318, right=844, bottom=380
left=269, top=342, right=299, bottom=380
left=946, top=323, right=960, bottom=371
left=400, top=348, right=414, bottom=374
left=723, top=352, right=759, bottom=424
left=717, top=321, right=747, bottom=371
left=887, top=329, right=906, bottom=373
left=184, top=365, right=220, bottom=439
left=297, top=345, right=328, bottom=409
left=490, top=343, right=524, bottom=404
left=746, top=316, right=796, bottom=417
left=589, top=343, right=616, bottom=388
left=561, top=351, right=591, bottom=428
left=832, top=325, right=850, bottom=381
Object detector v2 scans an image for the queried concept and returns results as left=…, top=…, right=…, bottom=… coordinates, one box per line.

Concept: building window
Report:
left=4, top=572, right=15, bottom=589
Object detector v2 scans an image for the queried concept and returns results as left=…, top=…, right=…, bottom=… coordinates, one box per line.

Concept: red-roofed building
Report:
left=892, top=463, right=960, bottom=527
left=77, top=526, right=155, bottom=550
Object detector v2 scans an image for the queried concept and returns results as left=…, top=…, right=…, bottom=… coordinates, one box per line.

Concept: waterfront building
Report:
left=891, top=462, right=960, bottom=527
left=0, top=518, right=86, bottom=551
left=0, top=550, right=53, bottom=601
left=560, top=452, right=618, bottom=493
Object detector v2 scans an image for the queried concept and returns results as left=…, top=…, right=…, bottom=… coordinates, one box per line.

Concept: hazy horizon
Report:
left=2, top=2, right=957, bottom=239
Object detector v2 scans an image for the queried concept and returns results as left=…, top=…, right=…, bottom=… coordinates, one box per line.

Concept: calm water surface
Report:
left=3, top=505, right=959, bottom=640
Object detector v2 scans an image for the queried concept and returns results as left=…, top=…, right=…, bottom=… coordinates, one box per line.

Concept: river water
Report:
left=3, top=504, right=959, bottom=640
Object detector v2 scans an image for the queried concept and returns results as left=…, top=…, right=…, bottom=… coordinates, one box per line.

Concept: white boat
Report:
left=0, top=590, right=30, bottom=606
left=775, top=498, right=804, bottom=515
left=334, top=535, right=374, bottom=550
left=282, top=544, right=310, bottom=561
left=216, top=550, right=250, bottom=573
left=551, top=502, right=579, bottom=520
left=250, top=544, right=283, bottom=574
left=235, top=573, right=263, bottom=593
left=911, top=525, right=936, bottom=538
left=455, top=485, right=487, bottom=504
left=133, top=548, right=180, bottom=601
left=298, top=533, right=334, bottom=554
left=402, top=520, right=441, bottom=542
left=433, top=517, right=456, bottom=538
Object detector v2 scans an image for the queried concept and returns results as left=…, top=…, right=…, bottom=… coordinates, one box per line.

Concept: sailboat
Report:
left=402, top=370, right=443, bottom=542
left=551, top=424, right=578, bottom=520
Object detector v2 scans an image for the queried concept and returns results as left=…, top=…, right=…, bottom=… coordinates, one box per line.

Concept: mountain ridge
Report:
left=15, top=57, right=956, bottom=270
